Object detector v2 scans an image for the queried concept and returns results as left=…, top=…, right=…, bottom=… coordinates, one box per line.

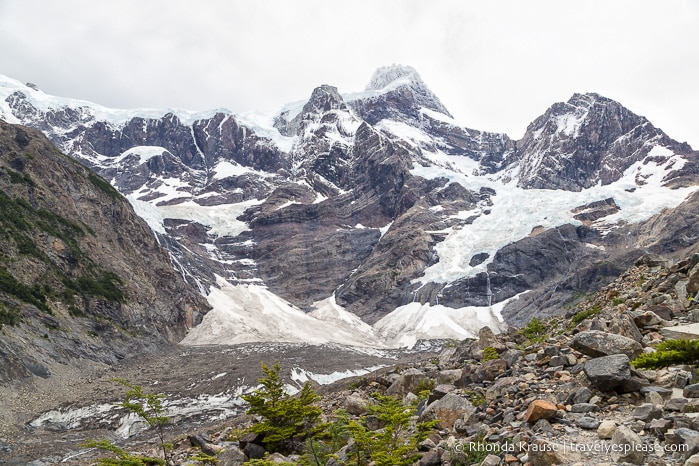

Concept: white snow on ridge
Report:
left=181, top=277, right=385, bottom=347
left=126, top=195, right=262, bottom=237
left=114, top=146, right=168, bottom=165
left=0, top=75, right=293, bottom=153
left=373, top=295, right=514, bottom=348
left=413, top=146, right=698, bottom=284
left=290, top=365, right=387, bottom=386
left=182, top=276, right=515, bottom=349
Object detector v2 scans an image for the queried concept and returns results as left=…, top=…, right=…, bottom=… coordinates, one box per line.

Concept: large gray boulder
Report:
left=571, top=330, right=643, bottom=359
left=420, top=392, right=476, bottom=429
left=583, top=354, right=635, bottom=392
left=611, top=425, right=645, bottom=464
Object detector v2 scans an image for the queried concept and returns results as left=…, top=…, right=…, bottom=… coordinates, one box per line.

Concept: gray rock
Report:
left=597, top=420, right=617, bottom=439
left=648, top=418, right=673, bottom=438
left=427, top=384, right=454, bottom=404
left=436, top=369, right=462, bottom=385
left=421, top=392, right=476, bottom=429
left=666, top=398, right=689, bottom=412
left=675, top=428, right=699, bottom=456
left=570, top=403, right=599, bottom=413
left=480, top=454, right=502, bottom=466
left=611, top=425, right=645, bottom=464
left=569, top=386, right=593, bottom=404
left=576, top=416, right=601, bottom=430
left=485, top=377, right=519, bottom=401
left=345, top=394, right=367, bottom=415
left=583, top=354, right=633, bottom=392
left=243, top=442, right=265, bottom=460
left=632, top=403, right=663, bottom=422
left=533, top=418, right=553, bottom=433
left=419, top=450, right=441, bottom=466
left=473, top=358, right=507, bottom=382
left=571, top=330, right=643, bottom=359
left=386, top=368, right=429, bottom=396
left=217, top=445, right=246, bottom=465
left=640, top=386, right=674, bottom=398
left=685, top=384, right=699, bottom=398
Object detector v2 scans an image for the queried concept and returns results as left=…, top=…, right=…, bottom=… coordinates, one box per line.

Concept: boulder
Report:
left=345, top=394, right=367, bottom=415
left=611, top=425, right=644, bottom=464
left=436, top=369, right=462, bottom=385
left=632, top=403, right=663, bottom=422
left=421, top=392, right=476, bottom=429
left=583, top=354, right=633, bottom=392
left=528, top=439, right=577, bottom=466
left=419, top=450, right=441, bottom=466
left=217, top=445, right=246, bottom=466
left=571, top=330, right=643, bottom=359
left=597, top=420, right=617, bottom=439
left=473, top=358, right=507, bottom=382
left=485, top=377, right=519, bottom=402
left=386, top=368, right=429, bottom=396
left=576, top=416, right=601, bottom=430
left=524, top=400, right=558, bottom=423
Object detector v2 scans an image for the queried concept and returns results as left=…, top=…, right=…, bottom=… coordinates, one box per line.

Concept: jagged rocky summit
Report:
left=1, top=64, right=699, bottom=348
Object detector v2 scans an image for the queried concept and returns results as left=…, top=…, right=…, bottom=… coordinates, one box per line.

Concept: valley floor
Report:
left=0, top=342, right=436, bottom=464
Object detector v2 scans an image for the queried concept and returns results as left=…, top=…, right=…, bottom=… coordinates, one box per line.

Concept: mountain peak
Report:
left=302, top=84, right=346, bottom=114
left=349, top=64, right=452, bottom=123
left=365, top=64, right=424, bottom=92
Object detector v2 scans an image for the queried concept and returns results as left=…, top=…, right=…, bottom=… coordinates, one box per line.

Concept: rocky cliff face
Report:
left=0, top=121, right=209, bottom=382
left=507, top=93, right=697, bottom=191
left=1, top=68, right=698, bottom=345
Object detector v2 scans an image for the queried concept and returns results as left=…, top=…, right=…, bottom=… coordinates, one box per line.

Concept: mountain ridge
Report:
left=1, top=67, right=698, bottom=347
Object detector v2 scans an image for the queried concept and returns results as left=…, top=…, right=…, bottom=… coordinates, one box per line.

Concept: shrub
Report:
left=242, top=361, right=323, bottom=453
left=519, top=317, right=548, bottom=343
left=482, top=346, right=499, bottom=362
left=83, top=379, right=172, bottom=465
left=631, top=339, right=699, bottom=369
left=340, top=392, right=437, bottom=466
left=571, top=304, right=602, bottom=325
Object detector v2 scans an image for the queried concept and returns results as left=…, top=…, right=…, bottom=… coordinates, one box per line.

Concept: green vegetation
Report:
left=338, top=393, right=437, bottom=466
left=631, top=339, right=699, bottom=369
left=0, top=303, right=20, bottom=327
left=88, top=172, right=121, bottom=199
left=413, top=378, right=435, bottom=397
left=0, top=188, right=125, bottom=315
left=518, top=317, right=549, bottom=344
left=571, top=303, right=602, bottom=325
left=464, top=389, right=486, bottom=407
left=2, top=167, right=36, bottom=187
left=75, top=272, right=125, bottom=303
left=0, top=265, right=50, bottom=313
left=83, top=379, right=172, bottom=465
left=242, top=361, right=324, bottom=454
left=482, top=346, right=499, bottom=362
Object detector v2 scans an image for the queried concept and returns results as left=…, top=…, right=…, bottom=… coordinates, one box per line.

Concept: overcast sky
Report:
left=1, top=0, right=698, bottom=147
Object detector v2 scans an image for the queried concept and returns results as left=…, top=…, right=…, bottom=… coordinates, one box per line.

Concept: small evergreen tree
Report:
left=242, top=361, right=323, bottom=453
left=82, top=379, right=171, bottom=465
left=631, top=339, right=699, bottom=369
left=340, top=392, right=437, bottom=466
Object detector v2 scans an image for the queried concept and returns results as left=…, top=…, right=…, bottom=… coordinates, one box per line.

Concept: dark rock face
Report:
left=4, top=68, right=699, bottom=335
left=0, top=121, right=209, bottom=382
left=349, top=65, right=452, bottom=126
left=509, top=93, right=697, bottom=191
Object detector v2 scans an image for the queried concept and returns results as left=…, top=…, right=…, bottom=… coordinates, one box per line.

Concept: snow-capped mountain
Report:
left=2, top=66, right=698, bottom=347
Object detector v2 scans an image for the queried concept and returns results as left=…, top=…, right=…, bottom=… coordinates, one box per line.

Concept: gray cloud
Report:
left=1, top=0, right=697, bottom=146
